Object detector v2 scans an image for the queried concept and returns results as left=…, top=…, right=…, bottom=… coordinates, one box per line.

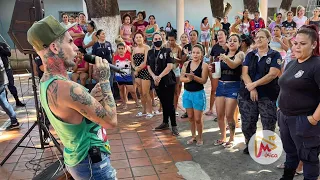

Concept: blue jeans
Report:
left=66, top=152, right=116, bottom=180
left=0, top=89, right=17, bottom=124
left=216, top=81, right=240, bottom=99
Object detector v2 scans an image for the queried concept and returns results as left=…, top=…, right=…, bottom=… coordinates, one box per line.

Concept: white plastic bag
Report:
left=211, top=61, right=221, bottom=79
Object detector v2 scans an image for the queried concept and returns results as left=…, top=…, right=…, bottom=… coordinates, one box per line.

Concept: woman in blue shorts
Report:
left=181, top=44, right=209, bottom=146
left=210, top=34, right=245, bottom=148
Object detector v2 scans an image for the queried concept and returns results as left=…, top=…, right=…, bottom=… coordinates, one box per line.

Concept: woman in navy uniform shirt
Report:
left=239, top=28, right=281, bottom=154
left=278, top=25, right=320, bottom=180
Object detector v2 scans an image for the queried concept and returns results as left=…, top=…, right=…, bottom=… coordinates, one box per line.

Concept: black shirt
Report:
left=222, top=22, right=231, bottom=32
left=210, top=44, right=226, bottom=61
left=184, top=61, right=204, bottom=92
left=220, top=55, right=242, bottom=81
left=147, top=47, right=175, bottom=86
left=92, top=41, right=113, bottom=63
left=282, top=21, right=296, bottom=31
left=34, top=56, right=44, bottom=79
left=278, top=56, right=320, bottom=116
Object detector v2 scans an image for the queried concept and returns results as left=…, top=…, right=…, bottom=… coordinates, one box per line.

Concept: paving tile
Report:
left=149, top=155, right=173, bottom=165
left=109, top=139, right=123, bottom=146
left=108, top=134, right=122, bottom=140
left=171, top=152, right=193, bottom=162
left=128, top=157, right=151, bottom=167
left=143, top=141, right=163, bottom=149
left=111, top=159, right=130, bottom=169
left=138, top=131, right=156, bottom=137
left=10, top=169, right=35, bottom=179
left=132, top=166, right=156, bottom=177
left=126, top=150, right=148, bottom=159
left=124, top=144, right=144, bottom=152
left=19, top=153, right=42, bottom=162
left=121, top=132, right=139, bottom=139
left=111, top=145, right=125, bottom=153
left=0, top=155, right=20, bottom=164
left=146, top=148, right=169, bottom=157
left=135, top=175, right=160, bottom=180
left=116, top=168, right=132, bottom=179
left=110, top=152, right=127, bottom=160
left=1, top=163, right=16, bottom=172
left=107, top=128, right=120, bottom=134
left=122, top=138, right=142, bottom=145
left=14, top=161, right=30, bottom=170
left=153, top=163, right=178, bottom=174
left=118, top=178, right=133, bottom=180
left=1, top=148, right=24, bottom=157
left=158, top=173, right=184, bottom=180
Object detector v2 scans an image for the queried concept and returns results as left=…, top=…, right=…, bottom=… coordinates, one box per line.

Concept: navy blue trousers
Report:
left=278, top=110, right=320, bottom=180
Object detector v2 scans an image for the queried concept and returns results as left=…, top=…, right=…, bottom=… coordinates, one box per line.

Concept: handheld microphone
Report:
left=83, top=54, right=126, bottom=74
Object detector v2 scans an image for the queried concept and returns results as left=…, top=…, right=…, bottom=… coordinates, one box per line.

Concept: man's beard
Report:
left=57, top=48, right=76, bottom=68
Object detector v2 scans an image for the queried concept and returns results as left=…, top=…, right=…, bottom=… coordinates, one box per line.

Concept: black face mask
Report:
left=154, top=40, right=162, bottom=47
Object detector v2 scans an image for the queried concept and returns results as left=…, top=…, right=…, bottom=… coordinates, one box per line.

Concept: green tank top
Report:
left=146, top=26, right=155, bottom=41
left=39, top=76, right=111, bottom=167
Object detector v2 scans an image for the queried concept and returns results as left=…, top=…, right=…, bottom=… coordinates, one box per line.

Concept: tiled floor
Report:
left=0, top=75, right=191, bottom=179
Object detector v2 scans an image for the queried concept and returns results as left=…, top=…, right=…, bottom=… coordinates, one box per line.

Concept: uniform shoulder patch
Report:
left=277, top=59, right=282, bottom=65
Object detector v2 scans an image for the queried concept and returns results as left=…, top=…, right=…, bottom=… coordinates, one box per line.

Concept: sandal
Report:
left=145, top=113, right=154, bottom=119
left=213, top=140, right=226, bottom=146
left=136, top=112, right=145, bottom=117
left=213, top=117, right=218, bottom=122
left=204, top=111, right=214, bottom=116
left=181, top=112, right=188, bottom=118
left=276, top=163, right=285, bottom=169
left=123, top=104, right=128, bottom=110
left=223, top=141, right=234, bottom=148
left=295, top=170, right=303, bottom=176
left=153, top=110, right=162, bottom=115
left=196, top=140, right=204, bottom=146
left=187, top=137, right=197, bottom=145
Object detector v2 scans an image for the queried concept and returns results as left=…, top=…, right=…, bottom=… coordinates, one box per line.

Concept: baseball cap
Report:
left=27, top=15, right=77, bottom=51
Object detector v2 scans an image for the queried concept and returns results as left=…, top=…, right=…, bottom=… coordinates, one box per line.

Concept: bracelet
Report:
left=312, top=115, right=319, bottom=122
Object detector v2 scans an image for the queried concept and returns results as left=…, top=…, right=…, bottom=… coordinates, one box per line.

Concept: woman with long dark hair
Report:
left=133, top=11, right=149, bottom=34
left=200, top=17, right=210, bottom=56
left=278, top=25, right=320, bottom=180
left=145, top=15, right=159, bottom=46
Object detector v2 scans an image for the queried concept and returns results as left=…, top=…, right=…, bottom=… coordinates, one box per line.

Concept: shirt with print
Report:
left=282, top=21, right=296, bottom=32
left=114, top=53, right=133, bottom=83
left=92, top=41, right=113, bottom=63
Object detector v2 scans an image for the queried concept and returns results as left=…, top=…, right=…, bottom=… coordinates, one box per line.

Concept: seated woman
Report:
left=71, top=48, right=89, bottom=86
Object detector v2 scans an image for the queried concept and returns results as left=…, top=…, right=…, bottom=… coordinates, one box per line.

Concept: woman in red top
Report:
left=132, top=11, right=149, bottom=34
left=71, top=49, right=89, bottom=86
left=68, top=15, right=85, bottom=48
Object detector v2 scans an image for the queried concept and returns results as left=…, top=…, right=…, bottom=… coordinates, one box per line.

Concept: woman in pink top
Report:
left=132, top=11, right=149, bottom=34
left=68, top=15, right=85, bottom=48
left=72, top=49, right=89, bottom=86
left=120, top=14, right=133, bottom=46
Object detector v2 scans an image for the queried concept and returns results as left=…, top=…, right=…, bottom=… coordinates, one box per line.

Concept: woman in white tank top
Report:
left=200, top=17, right=210, bottom=56
left=83, top=21, right=97, bottom=55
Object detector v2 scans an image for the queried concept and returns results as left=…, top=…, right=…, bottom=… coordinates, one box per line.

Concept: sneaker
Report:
left=6, top=122, right=20, bottom=130
left=154, top=123, right=169, bottom=131
left=243, top=146, right=249, bottom=154
left=16, top=101, right=26, bottom=107
left=172, top=126, right=180, bottom=136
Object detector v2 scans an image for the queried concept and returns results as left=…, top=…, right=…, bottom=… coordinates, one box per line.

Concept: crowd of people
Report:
left=0, top=3, right=317, bottom=179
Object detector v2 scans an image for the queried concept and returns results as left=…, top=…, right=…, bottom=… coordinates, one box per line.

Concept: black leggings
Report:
left=156, top=85, right=176, bottom=127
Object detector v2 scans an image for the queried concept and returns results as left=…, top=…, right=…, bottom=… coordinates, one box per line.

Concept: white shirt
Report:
left=293, top=16, right=307, bottom=29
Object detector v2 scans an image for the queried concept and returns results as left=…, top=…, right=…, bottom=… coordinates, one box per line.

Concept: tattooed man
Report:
left=27, top=16, right=117, bottom=179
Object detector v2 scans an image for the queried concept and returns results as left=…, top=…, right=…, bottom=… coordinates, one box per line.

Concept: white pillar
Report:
left=82, top=0, right=88, bottom=19
left=176, top=0, right=184, bottom=43
left=260, top=0, right=268, bottom=24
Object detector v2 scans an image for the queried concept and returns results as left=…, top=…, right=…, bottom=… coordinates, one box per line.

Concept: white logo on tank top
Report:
left=294, top=70, right=304, bottom=78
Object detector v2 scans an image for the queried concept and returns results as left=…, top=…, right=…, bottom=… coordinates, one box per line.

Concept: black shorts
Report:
left=117, top=81, right=133, bottom=85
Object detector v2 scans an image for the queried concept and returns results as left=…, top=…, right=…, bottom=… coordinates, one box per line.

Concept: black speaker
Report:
left=8, top=0, right=44, bottom=54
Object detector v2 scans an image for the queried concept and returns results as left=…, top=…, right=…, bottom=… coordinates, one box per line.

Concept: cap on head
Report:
left=27, top=15, right=77, bottom=51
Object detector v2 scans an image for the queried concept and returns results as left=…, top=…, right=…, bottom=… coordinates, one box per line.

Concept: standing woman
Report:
left=78, top=12, right=87, bottom=33
left=167, top=32, right=182, bottom=116
left=68, top=15, right=85, bottom=48
left=133, top=11, right=149, bottom=34
left=268, top=13, right=282, bottom=36
left=305, top=7, right=320, bottom=29
left=147, top=33, right=179, bottom=135
left=230, top=16, right=241, bottom=34
left=206, top=29, right=228, bottom=116
left=160, top=30, right=168, bottom=46
left=211, top=34, right=245, bottom=147
left=200, top=17, right=211, bottom=57
left=145, top=15, right=159, bottom=46
left=180, top=33, right=189, bottom=49
left=120, top=14, right=133, bottom=46
left=83, top=21, right=97, bottom=55
left=278, top=25, right=320, bottom=180
left=131, top=31, right=153, bottom=119
left=293, top=5, right=308, bottom=29
left=212, top=17, right=223, bottom=36
left=270, top=25, right=289, bottom=59
left=239, top=10, right=251, bottom=35
left=165, top=22, right=173, bottom=34
left=239, top=29, right=281, bottom=154
left=184, top=20, right=194, bottom=42
left=181, top=45, right=209, bottom=146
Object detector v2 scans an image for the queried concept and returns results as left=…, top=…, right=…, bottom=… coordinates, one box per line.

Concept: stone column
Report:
left=176, top=0, right=184, bottom=43
left=260, top=0, right=268, bottom=24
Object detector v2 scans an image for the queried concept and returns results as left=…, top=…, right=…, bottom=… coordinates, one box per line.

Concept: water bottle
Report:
left=211, top=58, right=221, bottom=78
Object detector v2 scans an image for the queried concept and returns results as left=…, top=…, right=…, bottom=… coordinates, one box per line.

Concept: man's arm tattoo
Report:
left=70, top=84, right=92, bottom=105
left=47, top=81, right=58, bottom=108
left=95, top=104, right=108, bottom=119
left=99, top=82, right=116, bottom=108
